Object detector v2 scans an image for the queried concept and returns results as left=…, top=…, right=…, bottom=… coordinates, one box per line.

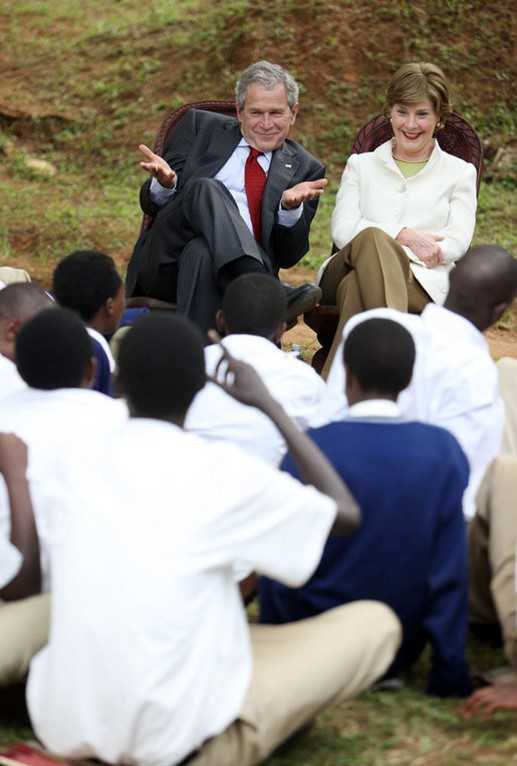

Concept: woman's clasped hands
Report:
left=396, top=227, right=444, bottom=268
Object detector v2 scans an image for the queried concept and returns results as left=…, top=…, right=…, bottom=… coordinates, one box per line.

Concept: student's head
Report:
left=15, top=307, right=96, bottom=390
left=343, top=318, right=416, bottom=405
left=217, top=274, right=287, bottom=342
left=52, top=250, right=125, bottom=335
left=445, top=245, right=517, bottom=332
left=0, top=283, right=53, bottom=361
left=116, top=314, right=205, bottom=425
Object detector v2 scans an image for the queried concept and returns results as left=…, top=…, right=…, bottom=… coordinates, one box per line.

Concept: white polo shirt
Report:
left=186, top=334, right=332, bottom=465
left=324, top=305, right=503, bottom=518
left=27, top=418, right=336, bottom=766
left=0, top=387, right=128, bottom=590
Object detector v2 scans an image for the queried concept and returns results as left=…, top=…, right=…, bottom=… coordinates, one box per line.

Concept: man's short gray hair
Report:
left=235, top=61, right=299, bottom=111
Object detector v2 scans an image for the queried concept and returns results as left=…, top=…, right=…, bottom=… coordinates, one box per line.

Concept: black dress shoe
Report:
left=284, top=283, right=322, bottom=324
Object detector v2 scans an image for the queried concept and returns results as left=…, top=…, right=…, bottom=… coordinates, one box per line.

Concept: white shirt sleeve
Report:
left=0, top=538, right=22, bottom=589
left=277, top=202, right=303, bottom=228
left=191, top=445, right=337, bottom=587
left=149, top=176, right=178, bottom=207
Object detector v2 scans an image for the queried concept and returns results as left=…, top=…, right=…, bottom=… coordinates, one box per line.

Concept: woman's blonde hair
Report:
left=385, top=62, right=451, bottom=121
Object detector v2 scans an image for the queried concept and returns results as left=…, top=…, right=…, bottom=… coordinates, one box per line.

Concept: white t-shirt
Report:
left=186, top=334, right=332, bottom=465
left=0, top=387, right=128, bottom=590
left=0, top=354, right=26, bottom=401
left=324, top=305, right=503, bottom=518
left=0, top=537, right=22, bottom=589
left=27, top=419, right=336, bottom=766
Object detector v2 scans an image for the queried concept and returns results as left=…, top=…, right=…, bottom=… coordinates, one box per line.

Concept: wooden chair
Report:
left=126, top=100, right=236, bottom=312
left=304, top=112, right=484, bottom=373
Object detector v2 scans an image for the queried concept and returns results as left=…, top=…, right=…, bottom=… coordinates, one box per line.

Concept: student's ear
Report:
left=5, top=319, right=21, bottom=344
left=215, top=310, right=227, bottom=337
left=112, top=373, right=124, bottom=399
left=82, top=356, right=98, bottom=389
left=272, top=322, right=287, bottom=344
left=491, top=300, right=511, bottom=326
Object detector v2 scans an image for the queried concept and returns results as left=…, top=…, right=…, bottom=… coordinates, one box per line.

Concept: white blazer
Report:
left=323, top=139, right=477, bottom=304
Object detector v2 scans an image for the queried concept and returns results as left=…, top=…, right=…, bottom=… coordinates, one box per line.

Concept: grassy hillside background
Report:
left=1, top=1, right=517, bottom=762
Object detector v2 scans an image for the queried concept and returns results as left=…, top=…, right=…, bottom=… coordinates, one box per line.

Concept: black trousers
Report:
left=133, top=178, right=272, bottom=333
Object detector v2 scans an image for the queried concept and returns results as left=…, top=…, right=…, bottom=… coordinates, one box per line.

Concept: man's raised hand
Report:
left=138, top=144, right=177, bottom=189
left=281, top=178, right=328, bottom=210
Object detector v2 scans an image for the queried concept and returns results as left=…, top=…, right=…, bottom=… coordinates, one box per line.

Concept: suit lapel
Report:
left=261, top=143, right=299, bottom=244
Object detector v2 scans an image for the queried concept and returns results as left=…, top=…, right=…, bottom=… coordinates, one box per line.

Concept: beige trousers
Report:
left=0, top=594, right=50, bottom=686
left=469, top=456, right=517, bottom=668
left=497, top=357, right=517, bottom=457
left=190, top=601, right=401, bottom=766
left=319, top=227, right=430, bottom=378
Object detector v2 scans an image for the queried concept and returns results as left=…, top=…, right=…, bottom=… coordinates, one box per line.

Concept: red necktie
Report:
left=244, top=147, right=267, bottom=243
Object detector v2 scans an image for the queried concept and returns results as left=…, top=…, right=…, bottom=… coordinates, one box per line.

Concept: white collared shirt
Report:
left=150, top=137, right=302, bottom=233
left=0, top=387, right=128, bottom=590
left=0, top=353, right=26, bottom=401
left=324, top=305, right=503, bottom=519
left=347, top=399, right=401, bottom=420
left=27, top=418, right=336, bottom=766
left=186, top=333, right=332, bottom=465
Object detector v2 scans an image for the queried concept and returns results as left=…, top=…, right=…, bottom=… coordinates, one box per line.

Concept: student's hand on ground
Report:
left=0, top=432, right=28, bottom=481
left=460, top=683, right=517, bottom=718
left=138, top=144, right=177, bottom=188
left=396, top=227, right=444, bottom=268
left=208, top=331, right=277, bottom=412
left=280, top=178, right=328, bottom=209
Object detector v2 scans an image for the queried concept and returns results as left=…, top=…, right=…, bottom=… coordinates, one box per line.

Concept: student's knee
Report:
left=328, top=600, right=402, bottom=651
left=0, top=594, right=50, bottom=686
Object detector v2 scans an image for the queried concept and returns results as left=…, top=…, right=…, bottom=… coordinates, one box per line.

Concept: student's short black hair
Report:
left=222, top=274, right=287, bottom=337
left=343, top=318, right=416, bottom=396
left=117, top=314, right=205, bottom=419
left=52, top=250, right=122, bottom=322
left=15, top=307, right=93, bottom=390
left=0, top=283, right=52, bottom=322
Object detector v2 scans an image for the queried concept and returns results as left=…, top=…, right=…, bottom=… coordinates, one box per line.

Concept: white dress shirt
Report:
left=321, top=140, right=477, bottom=303
left=27, top=419, right=336, bottom=766
left=324, top=305, right=503, bottom=519
left=0, top=387, right=128, bottom=591
left=186, top=333, right=332, bottom=465
left=150, top=137, right=303, bottom=232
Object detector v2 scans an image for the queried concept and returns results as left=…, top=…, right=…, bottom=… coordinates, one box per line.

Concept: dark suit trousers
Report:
left=135, top=178, right=272, bottom=333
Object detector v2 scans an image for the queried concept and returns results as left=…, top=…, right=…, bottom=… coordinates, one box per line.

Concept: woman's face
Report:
left=390, top=99, right=439, bottom=160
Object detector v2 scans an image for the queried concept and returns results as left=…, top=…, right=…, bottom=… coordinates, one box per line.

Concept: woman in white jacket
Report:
left=319, top=62, right=477, bottom=376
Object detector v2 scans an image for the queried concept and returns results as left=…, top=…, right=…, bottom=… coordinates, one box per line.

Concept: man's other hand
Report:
left=281, top=178, right=328, bottom=210
left=138, top=144, right=177, bottom=189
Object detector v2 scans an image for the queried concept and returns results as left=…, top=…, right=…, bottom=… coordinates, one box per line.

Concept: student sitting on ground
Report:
left=186, top=273, right=331, bottom=465
left=0, top=307, right=127, bottom=687
left=260, top=318, right=471, bottom=697
left=26, top=313, right=400, bottom=766
left=0, top=283, right=52, bottom=401
left=52, top=250, right=125, bottom=396
left=322, top=245, right=517, bottom=519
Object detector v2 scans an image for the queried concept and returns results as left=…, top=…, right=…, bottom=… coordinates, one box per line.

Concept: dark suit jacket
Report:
left=126, top=108, right=325, bottom=296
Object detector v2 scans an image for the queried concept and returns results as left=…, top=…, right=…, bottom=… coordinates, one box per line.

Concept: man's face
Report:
left=237, top=83, right=298, bottom=153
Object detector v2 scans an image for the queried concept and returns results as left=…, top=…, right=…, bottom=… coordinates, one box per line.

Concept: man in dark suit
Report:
left=126, top=61, right=327, bottom=332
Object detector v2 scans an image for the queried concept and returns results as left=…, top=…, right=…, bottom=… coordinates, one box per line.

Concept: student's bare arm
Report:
left=0, top=433, right=41, bottom=601
left=210, top=339, right=360, bottom=536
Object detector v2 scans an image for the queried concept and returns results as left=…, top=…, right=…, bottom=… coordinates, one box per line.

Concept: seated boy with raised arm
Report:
left=26, top=313, right=400, bottom=766
left=52, top=250, right=125, bottom=395
left=0, top=308, right=127, bottom=687
left=260, top=318, right=472, bottom=697
left=186, top=272, right=331, bottom=465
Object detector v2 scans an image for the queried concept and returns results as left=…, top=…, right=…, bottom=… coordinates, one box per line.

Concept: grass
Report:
left=1, top=0, right=517, bottom=761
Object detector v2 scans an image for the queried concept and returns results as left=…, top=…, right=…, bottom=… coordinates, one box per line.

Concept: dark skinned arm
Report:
left=209, top=336, right=360, bottom=536
left=0, top=433, right=41, bottom=601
